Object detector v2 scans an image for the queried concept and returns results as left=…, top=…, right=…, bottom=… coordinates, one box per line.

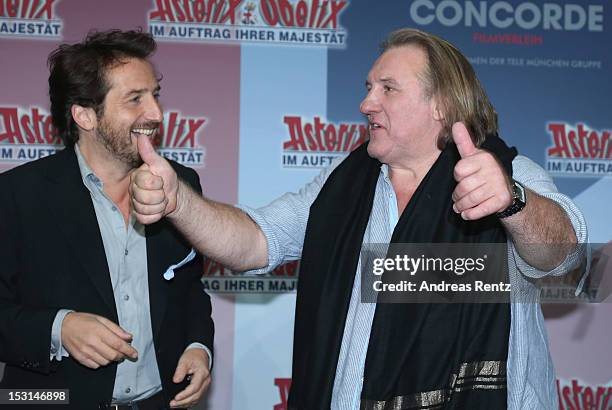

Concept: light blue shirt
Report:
left=240, top=155, right=588, bottom=410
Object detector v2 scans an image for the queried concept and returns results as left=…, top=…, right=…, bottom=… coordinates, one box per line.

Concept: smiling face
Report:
left=95, top=57, right=162, bottom=168
left=360, top=45, right=443, bottom=168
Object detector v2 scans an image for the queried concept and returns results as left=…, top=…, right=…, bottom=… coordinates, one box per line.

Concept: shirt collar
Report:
left=74, top=143, right=103, bottom=192
left=380, top=163, right=390, bottom=179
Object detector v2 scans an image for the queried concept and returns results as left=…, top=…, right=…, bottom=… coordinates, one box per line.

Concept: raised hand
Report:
left=130, top=134, right=179, bottom=224
left=451, top=122, right=513, bottom=220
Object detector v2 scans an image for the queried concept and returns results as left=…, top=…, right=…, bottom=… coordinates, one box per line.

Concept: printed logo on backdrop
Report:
left=281, top=115, right=367, bottom=169
left=155, top=111, right=207, bottom=167
left=201, top=259, right=298, bottom=293
left=0, top=106, right=62, bottom=164
left=557, top=379, right=612, bottom=410
left=0, top=106, right=206, bottom=168
left=148, top=0, right=348, bottom=47
left=274, top=378, right=291, bottom=410
left=546, top=122, right=612, bottom=177
left=407, top=1, right=605, bottom=70
left=0, top=0, right=63, bottom=39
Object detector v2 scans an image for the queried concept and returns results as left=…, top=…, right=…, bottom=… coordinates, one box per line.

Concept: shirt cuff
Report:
left=185, top=342, right=213, bottom=371
left=50, top=309, right=74, bottom=361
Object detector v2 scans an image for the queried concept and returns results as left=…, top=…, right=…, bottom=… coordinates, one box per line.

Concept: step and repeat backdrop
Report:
left=1, top=1, right=610, bottom=409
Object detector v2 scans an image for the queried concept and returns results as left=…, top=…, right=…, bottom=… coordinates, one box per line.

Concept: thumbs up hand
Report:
left=451, top=122, right=513, bottom=220
left=130, top=134, right=179, bottom=224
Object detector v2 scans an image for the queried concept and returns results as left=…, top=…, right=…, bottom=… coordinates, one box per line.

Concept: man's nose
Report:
left=360, top=91, right=379, bottom=115
left=145, top=97, right=163, bottom=122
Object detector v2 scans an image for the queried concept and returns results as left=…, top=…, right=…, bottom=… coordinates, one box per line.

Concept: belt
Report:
left=101, top=391, right=168, bottom=410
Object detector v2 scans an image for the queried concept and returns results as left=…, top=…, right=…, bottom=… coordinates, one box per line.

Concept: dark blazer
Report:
left=0, top=147, right=214, bottom=409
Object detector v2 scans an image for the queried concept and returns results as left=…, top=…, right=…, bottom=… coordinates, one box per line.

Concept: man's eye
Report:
left=383, top=85, right=393, bottom=92
left=153, top=93, right=160, bottom=100
left=131, top=96, right=141, bottom=103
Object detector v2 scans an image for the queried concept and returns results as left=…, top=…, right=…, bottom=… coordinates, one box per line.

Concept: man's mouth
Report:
left=369, top=121, right=383, bottom=130
left=130, top=123, right=160, bottom=142
left=131, top=127, right=157, bottom=137
left=367, top=115, right=384, bottom=131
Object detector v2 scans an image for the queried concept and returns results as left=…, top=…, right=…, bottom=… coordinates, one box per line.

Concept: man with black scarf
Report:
left=130, top=29, right=587, bottom=409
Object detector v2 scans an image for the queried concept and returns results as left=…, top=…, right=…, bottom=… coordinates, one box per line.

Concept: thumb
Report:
left=452, top=122, right=478, bottom=158
left=96, top=316, right=133, bottom=341
left=137, top=134, right=163, bottom=167
left=173, top=357, right=189, bottom=383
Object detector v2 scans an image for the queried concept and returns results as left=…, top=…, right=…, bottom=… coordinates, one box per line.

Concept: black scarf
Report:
left=289, top=135, right=517, bottom=409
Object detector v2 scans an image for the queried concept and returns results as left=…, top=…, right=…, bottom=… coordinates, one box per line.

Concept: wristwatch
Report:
left=497, top=180, right=526, bottom=218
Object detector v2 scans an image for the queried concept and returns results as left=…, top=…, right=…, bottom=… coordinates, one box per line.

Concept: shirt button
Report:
left=123, top=294, right=130, bottom=301
left=125, top=387, right=131, bottom=394
left=112, top=206, right=117, bottom=212
left=124, top=249, right=129, bottom=256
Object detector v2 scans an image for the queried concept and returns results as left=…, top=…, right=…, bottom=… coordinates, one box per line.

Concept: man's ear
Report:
left=71, top=104, right=97, bottom=132
left=431, top=97, right=444, bottom=121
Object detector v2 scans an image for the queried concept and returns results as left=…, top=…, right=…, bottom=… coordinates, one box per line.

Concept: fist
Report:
left=130, top=134, right=179, bottom=224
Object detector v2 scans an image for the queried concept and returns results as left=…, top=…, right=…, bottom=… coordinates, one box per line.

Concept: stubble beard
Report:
left=96, top=117, right=142, bottom=169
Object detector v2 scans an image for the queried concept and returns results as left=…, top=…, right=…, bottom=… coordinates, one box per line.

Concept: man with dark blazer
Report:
left=0, top=30, right=214, bottom=409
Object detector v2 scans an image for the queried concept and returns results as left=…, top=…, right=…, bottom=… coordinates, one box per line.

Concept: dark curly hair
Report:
left=47, top=29, right=156, bottom=147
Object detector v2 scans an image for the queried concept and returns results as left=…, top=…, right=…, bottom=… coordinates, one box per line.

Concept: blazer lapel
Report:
left=44, top=149, right=117, bottom=317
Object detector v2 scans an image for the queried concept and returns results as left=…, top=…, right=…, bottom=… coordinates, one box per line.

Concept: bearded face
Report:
left=93, top=58, right=162, bottom=169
